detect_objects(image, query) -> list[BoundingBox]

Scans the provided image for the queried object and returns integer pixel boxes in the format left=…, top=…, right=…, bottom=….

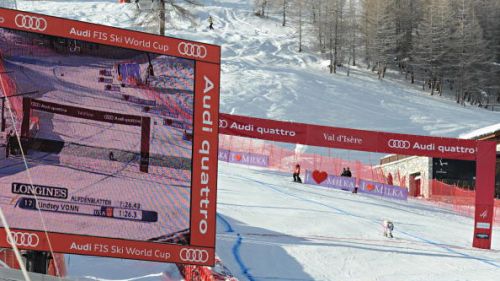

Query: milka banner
left=358, top=179, right=408, bottom=201
left=218, top=149, right=269, bottom=167
left=304, top=170, right=356, bottom=191
left=218, top=149, right=230, bottom=162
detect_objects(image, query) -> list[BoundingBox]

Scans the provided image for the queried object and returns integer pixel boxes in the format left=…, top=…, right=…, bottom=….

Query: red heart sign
left=366, top=184, right=375, bottom=191
left=312, top=170, right=328, bottom=184
left=235, top=154, right=242, bottom=161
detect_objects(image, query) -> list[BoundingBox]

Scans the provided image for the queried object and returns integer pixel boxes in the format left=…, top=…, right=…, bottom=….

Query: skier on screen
left=383, top=219, right=394, bottom=238
left=293, top=164, right=302, bottom=183
left=5, top=131, right=12, bottom=158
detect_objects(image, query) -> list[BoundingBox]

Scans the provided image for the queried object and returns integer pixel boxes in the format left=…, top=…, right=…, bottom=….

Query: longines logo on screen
left=178, top=42, right=207, bottom=59
left=12, top=182, right=68, bottom=199
left=6, top=232, right=40, bottom=248
left=179, top=248, right=209, bottom=263
left=15, top=14, right=47, bottom=31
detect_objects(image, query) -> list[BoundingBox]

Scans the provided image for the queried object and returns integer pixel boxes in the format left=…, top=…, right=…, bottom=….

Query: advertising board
left=0, top=8, right=220, bottom=265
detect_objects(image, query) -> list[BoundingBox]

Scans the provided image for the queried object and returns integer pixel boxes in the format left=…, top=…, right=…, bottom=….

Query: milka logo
left=383, top=187, right=404, bottom=197
left=363, top=182, right=383, bottom=193
left=233, top=153, right=267, bottom=165
left=323, top=176, right=355, bottom=188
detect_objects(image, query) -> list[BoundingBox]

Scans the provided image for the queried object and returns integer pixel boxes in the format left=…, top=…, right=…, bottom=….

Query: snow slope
left=216, top=162, right=500, bottom=281
left=3, top=0, right=499, bottom=280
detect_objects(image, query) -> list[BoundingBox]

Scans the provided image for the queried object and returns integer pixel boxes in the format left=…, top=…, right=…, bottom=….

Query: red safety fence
left=219, top=135, right=389, bottom=185
left=430, top=180, right=500, bottom=225
left=178, top=256, right=238, bottom=281
left=219, top=135, right=499, bottom=225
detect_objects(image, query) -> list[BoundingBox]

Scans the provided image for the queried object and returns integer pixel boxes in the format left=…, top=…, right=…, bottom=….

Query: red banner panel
left=0, top=8, right=219, bottom=265
left=473, top=141, right=496, bottom=249
left=220, top=114, right=478, bottom=160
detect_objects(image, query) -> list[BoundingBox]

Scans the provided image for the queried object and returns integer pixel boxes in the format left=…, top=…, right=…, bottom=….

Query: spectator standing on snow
left=208, top=16, right=214, bottom=30
left=340, top=167, right=347, bottom=177
left=293, top=164, right=302, bottom=183
left=345, top=167, right=352, bottom=177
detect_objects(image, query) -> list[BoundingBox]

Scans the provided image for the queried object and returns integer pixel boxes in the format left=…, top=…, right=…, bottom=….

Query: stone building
left=378, top=124, right=500, bottom=199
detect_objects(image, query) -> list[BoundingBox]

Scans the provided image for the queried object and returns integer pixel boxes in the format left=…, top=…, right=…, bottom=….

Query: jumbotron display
left=0, top=8, right=220, bottom=265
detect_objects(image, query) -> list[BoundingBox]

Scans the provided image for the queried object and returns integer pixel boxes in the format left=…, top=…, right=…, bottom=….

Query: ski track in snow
left=216, top=163, right=500, bottom=281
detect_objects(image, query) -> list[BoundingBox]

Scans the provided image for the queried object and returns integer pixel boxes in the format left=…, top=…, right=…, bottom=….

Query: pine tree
left=132, top=0, right=201, bottom=35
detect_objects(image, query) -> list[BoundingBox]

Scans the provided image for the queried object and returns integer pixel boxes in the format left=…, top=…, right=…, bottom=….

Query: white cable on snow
left=0, top=72, right=62, bottom=280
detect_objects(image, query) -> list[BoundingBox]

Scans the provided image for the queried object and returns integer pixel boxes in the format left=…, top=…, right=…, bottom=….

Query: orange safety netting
left=219, top=135, right=499, bottom=225
left=429, top=179, right=500, bottom=225
left=219, top=135, right=388, bottom=184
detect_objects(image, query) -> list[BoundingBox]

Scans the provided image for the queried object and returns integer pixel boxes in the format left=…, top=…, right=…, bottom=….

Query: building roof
left=459, top=123, right=500, bottom=140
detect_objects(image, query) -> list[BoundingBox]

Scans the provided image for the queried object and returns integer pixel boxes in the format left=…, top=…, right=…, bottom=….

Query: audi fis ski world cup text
left=69, top=242, right=172, bottom=261
left=69, top=28, right=169, bottom=52
left=387, top=139, right=476, bottom=154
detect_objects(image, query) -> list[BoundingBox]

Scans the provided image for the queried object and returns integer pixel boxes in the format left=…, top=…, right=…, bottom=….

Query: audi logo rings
left=6, top=232, right=40, bottom=248
left=178, top=42, right=207, bottom=59
left=179, top=248, right=209, bottom=263
left=219, top=119, right=228, bottom=129
left=388, top=139, right=411, bottom=149
left=0, top=16, right=5, bottom=24
left=15, top=14, right=47, bottom=31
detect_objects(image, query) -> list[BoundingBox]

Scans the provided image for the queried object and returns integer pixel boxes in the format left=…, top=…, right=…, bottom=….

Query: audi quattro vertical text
left=198, top=75, right=216, bottom=235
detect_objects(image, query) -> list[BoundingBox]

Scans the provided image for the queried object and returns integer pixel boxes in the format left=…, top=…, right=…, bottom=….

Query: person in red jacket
left=293, top=164, right=302, bottom=183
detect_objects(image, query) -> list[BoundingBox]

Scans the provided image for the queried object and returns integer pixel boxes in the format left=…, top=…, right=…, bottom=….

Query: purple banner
left=358, top=179, right=408, bottom=200
left=223, top=151, right=269, bottom=167
left=303, top=170, right=356, bottom=191
left=218, top=149, right=230, bottom=162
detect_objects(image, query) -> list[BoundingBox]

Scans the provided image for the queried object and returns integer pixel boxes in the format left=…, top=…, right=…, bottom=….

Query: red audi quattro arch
left=219, top=113, right=496, bottom=249
left=0, top=8, right=220, bottom=266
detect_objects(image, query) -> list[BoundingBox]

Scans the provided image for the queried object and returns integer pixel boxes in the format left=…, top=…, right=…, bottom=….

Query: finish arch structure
left=21, top=98, right=151, bottom=172
left=219, top=113, right=496, bottom=249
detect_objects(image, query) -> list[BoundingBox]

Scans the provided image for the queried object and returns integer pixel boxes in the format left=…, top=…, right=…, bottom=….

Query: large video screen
left=0, top=8, right=220, bottom=265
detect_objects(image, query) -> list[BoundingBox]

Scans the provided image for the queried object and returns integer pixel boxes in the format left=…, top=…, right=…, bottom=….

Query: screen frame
left=0, top=7, right=220, bottom=266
